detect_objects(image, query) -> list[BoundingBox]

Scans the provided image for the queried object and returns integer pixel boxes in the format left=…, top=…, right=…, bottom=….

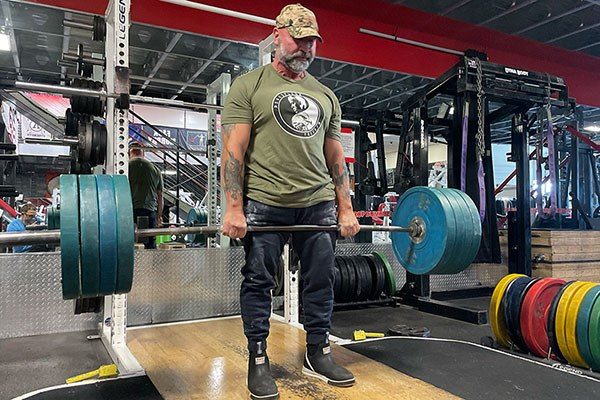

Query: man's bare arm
left=221, top=123, right=251, bottom=238
left=221, top=123, right=251, bottom=210
left=324, top=138, right=360, bottom=237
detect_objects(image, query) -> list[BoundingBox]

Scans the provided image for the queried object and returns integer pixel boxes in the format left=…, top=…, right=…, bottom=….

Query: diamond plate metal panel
left=0, top=252, right=100, bottom=339
left=127, top=247, right=245, bottom=325
left=431, top=263, right=508, bottom=291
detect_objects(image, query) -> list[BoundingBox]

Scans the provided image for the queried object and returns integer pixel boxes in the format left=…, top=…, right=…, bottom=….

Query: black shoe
left=302, top=341, right=355, bottom=387
left=247, top=342, right=279, bottom=400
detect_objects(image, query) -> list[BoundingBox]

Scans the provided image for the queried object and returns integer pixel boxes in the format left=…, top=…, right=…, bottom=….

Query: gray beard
left=278, top=47, right=312, bottom=73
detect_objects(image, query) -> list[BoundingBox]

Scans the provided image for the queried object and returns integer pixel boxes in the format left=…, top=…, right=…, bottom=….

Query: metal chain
left=474, top=58, right=485, bottom=160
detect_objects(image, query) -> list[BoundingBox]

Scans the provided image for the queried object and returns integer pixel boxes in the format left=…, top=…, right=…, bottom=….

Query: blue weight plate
left=392, top=187, right=454, bottom=275
left=78, top=175, right=100, bottom=297
left=60, top=175, right=81, bottom=299
left=503, top=276, right=534, bottom=352
left=113, top=175, right=135, bottom=293
left=96, top=175, right=118, bottom=295
left=446, top=188, right=482, bottom=274
left=435, top=189, right=465, bottom=274
left=576, top=285, right=600, bottom=370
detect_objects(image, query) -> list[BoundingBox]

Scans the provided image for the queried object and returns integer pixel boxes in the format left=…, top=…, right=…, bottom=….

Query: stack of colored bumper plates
left=492, top=274, right=600, bottom=372
left=391, top=187, right=481, bottom=275
left=59, top=174, right=134, bottom=300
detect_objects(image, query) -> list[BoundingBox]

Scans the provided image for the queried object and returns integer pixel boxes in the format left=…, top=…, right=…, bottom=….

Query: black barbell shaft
left=0, top=224, right=411, bottom=247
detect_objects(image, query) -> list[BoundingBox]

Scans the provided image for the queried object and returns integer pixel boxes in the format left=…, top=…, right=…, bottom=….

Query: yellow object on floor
left=66, top=364, right=118, bottom=384
left=353, top=330, right=385, bottom=341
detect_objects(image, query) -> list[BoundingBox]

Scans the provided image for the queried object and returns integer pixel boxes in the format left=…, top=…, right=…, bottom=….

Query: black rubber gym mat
left=20, top=375, right=163, bottom=400
left=344, top=337, right=600, bottom=400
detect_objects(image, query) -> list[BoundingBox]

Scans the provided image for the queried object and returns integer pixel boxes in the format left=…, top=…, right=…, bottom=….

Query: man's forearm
left=329, top=161, right=353, bottom=211
left=325, top=139, right=354, bottom=212
left=221, top=125, right=246, bottom=210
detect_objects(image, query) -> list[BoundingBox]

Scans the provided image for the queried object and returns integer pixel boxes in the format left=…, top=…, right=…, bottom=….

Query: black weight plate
left=366, top=253, right=386, bottom=299
left=363, top=254, right=380, bottom=300
left=65, top=109, right=79, bottom=136
left=340, top=256, right=356, bottom=303
left=333, top=257, right=342, bottom=303
left=336, top=256, right=350, bottom=303
left=547, top=281, right=574, bottom=362
left=515, top=277, right=541, bottom=353
left=502, top=276, right=533, bottom=352
left=343, top=256, right=360, bottom=301
left=341, top=256, right=360, bottom=302
left=350, top=256, right=366, bottom=301
left=97, top=123, right=106, bottom=165
left=356, top=256, right=372, bottom=302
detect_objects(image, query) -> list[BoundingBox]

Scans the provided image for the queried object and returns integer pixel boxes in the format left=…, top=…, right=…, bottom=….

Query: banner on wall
left=21, top=115, right=52, bottom=140
left=341, top=127, right=355, bottom=163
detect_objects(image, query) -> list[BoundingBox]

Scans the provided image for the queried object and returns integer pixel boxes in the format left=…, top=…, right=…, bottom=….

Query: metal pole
left=130, top=94, right=223, bottom=111
left=63, top=20, right=94, bottom=31
left=14, top=81, right=113, bottom=98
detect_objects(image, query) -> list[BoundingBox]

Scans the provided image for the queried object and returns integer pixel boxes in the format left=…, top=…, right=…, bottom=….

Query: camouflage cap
left=275, top=4, right=322, bottom=42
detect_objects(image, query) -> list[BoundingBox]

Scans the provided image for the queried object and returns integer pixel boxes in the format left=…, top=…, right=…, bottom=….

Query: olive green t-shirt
left=128, top=157, right=163, bottom=211
left=221, top=64, right=341, bottom=208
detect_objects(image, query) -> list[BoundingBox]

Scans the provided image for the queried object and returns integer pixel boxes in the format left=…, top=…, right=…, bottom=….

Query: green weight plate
left=435, top=189, right=465, bottom=274
left=373, top=251, right=396, bottom=296
left=445, top=189, right=482, bottom=274
left=60, top=175, right=81, bottom=299
left=78, top=175, right=100, bottom=297
left=96, top=175, right=118, bottom=295
left=577, top=285, right=600, bottom=371
left=113, top=175, right=135, bottom=293
left=588, top=289, right=600, bottom=370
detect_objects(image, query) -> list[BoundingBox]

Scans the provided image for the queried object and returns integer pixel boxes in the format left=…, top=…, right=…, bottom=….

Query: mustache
left=291, top=50, right=312, bottom=59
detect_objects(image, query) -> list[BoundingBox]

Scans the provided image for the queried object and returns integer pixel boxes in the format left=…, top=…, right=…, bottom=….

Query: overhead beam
left=546, top=21, right=600, bottom=44
left=136, top=32, right=183, bottom=95
left=170, top=41, right=230, bottom=100
left=514, top=2, right=594, bottom=35
left=480, top=0, right=538, bottom=26
left=339, top=75, right=411, bottom=106
left=440, top=0, right=475, bottom=16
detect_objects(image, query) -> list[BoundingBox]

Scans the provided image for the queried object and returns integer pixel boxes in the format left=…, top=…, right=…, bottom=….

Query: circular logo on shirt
left=272, top=91, right=324, bottom=138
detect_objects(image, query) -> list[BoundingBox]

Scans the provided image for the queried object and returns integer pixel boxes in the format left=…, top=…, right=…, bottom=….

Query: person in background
left=7, top=203, right=39, bottom=253
left=128, top=145, right=163, bottom=249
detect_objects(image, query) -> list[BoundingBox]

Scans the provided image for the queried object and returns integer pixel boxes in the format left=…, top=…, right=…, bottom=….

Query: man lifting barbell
left=221, top=4, right=359, bottom=399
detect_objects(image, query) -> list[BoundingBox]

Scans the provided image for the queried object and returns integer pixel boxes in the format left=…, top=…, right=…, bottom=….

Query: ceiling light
left=162, top=170, right=177, bottom=176
left=0, top=33, right=10, bottom=52
left=583, top=125, right=600, bottom=133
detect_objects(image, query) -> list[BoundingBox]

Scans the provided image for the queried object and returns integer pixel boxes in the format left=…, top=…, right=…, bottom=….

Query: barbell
left=0, top=175, right=482, bottom=300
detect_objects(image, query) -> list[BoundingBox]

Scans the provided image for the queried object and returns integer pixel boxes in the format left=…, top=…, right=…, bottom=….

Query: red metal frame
left=25, top=0, right=600, bottom=107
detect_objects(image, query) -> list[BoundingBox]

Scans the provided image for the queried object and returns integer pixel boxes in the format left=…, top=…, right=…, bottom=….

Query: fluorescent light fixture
left=0, top=33, right=10, bottom=52
left=448, top=106, right=455, bottom=115
left=162, top=170, right=177, bottom=176
left=583, top=125, right=600, bottom=133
